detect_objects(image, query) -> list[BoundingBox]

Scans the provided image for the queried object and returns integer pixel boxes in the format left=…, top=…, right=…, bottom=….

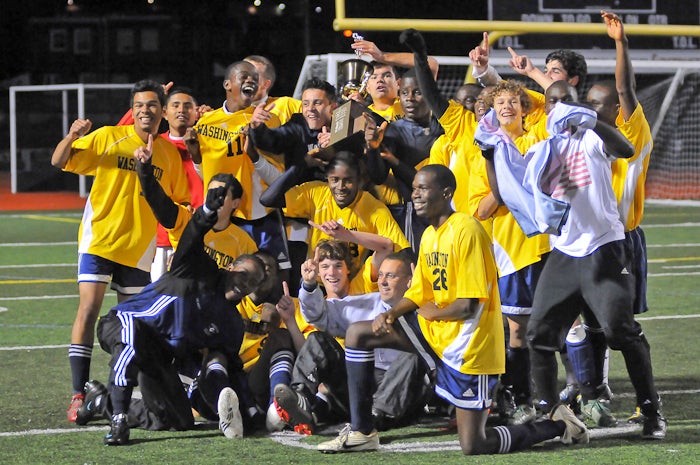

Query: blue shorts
left=498, top=254, right=548, bottom=316
left=78, top=253, right=150, bottom=295
left=398, top=311, right=498, bottom=410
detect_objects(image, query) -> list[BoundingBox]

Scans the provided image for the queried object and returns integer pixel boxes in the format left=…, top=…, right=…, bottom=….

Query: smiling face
left=165, top=92, right=197, bottom=136
left=493, top=90, right=524, bottom=131
left=376, top=258, right=412, bottom=305
left=474, top=86, right=493, bottom=121
left=318, top=257, right=350, bottom=298
left=302, top=88, right=336, bottom=131
left=367, top=65, right=399, bottom=104
left=327, top=161, right=359, bottom=209
left=131, top=91, right=164, bottom=139
left=399, top=76, right=430, bottom=124
left=411, top=169, right=451, bottom=224
left=223, top=62, right=259, bottom=111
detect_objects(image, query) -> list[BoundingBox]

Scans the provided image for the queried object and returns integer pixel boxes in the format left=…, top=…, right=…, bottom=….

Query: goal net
left=296, top=53, right=700, bottom=200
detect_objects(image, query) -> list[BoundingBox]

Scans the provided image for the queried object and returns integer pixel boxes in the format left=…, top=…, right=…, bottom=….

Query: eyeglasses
left=377, top=272, right=405, bottom=280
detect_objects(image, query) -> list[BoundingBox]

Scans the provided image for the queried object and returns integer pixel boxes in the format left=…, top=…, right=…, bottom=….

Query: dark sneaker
left=67, top=393, right=84, bottom=423
left=550, top=403, right=589, bottom=444
left=76, top=380, right=110, bottom=425
left=273, top=384, right=314, bottom=435
left=642, top=412, right=667, bottom=440
left=317, top=424, right=379, bottom=453
left=104, top=413, right=129, bottom=446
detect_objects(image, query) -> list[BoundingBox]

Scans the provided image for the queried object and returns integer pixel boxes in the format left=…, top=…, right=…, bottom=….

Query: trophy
left=338, top=58, right=373, bottom=98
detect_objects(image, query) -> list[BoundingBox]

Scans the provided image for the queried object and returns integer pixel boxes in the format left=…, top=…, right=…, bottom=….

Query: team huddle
left=53, top=10, right=666, bottom=454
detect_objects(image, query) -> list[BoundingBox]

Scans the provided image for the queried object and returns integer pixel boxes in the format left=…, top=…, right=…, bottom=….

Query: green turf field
left=1, top=202, right=699, bottom=464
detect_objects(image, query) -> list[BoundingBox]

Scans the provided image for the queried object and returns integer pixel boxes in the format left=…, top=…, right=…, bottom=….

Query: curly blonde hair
left=485, top=80, right=532, bottom=116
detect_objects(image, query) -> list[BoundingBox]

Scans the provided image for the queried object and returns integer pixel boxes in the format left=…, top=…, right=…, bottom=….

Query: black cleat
left=75, top=380, right=110, bottom=425
left=104, top=413, right=130, bottom=446
left=642, top=412, right=667, bottom=440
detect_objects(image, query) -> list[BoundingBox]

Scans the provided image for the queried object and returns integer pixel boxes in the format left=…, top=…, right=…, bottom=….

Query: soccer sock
left=507, top=346, right=532, bottom=404
left=565, top=325, right=599, bottom=401
left=345, top=347, right=375, bottom=434
left=529, top=348, right=559, bottom=413
left=68, top=344, right=92, bottom=394
left=200, top=361, right=230, bottom=408
left=583, top=325, right=609, bottom=387
left=268, top=350, right=294, bottom=406
left=110, top=385, right=133, bottom=416
left=490, top=421, right=564, bottom=453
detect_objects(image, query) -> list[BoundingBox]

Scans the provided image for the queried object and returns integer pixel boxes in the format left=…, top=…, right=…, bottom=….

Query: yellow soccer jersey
left=523, top=89, right=546, bottom=133
left=195, top=106, right=282, bottom=220
left=404, top=212, right=504, bottom=375
left=369, top=99, right=403, bottom=122
left=65, top=125, right=189, bottom=271
left=238, top=296, right=315, bottom=371
left=283, top=182, right=410, bottom=272
left=434, top=101, right=482, bottom=213
left=612, top=103, right=652, bottom=231
left=267, top=96, right=302, bottom=125
left=468, top=131, right=550, bottom=276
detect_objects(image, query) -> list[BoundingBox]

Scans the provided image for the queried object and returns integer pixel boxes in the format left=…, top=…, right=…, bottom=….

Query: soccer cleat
left=550, top=403, right=589, bottom=445
left=509, top=404, right=537, bottom=425
left=104, top=413, right=129, bottom=446
left=494, top=384, right=517, bottom=420
left=273, top=384, right=314, bottom=434
left=67, top=393, right=84, bottom=423
left=642, top=412, right=667, bottom=440
left=217, top=387, right=243, bottom=439
left=76, top=380, right=110, bottom=425
left=317, top=424, right=379, bottom=453
left=266, top=402, right=287, bottom=432
left=581, top=399, right=617, bottom=427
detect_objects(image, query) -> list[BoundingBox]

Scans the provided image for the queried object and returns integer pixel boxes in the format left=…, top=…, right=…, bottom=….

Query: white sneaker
left=550, top=403, right=589, bottom=444
left=317, top=424, right=379, bottom=453
left=218, top=387, right=243, bottom=439
left=509, top=404, right=537, bottom=425
left=266, top=402, right=286, bottom=432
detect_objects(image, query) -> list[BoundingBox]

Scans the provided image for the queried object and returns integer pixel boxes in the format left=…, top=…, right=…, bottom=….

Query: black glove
left=481, top=147, right=495, bottom=161
left=204, top=185, right=228, bottom=213
left=399, top=28, right=427, bottom=57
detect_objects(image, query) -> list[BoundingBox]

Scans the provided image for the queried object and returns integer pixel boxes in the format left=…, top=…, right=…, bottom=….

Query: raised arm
left=602, top=10, right=637, bottom=120
left=593, top=118, right=635, bottom=159
left=399, top=29, right=449, bottom=117
left=351, top=38, right=439, bottom=80
left=134, top=134, right=180, bottom=228
left=51, top=119, right=92, bottom=169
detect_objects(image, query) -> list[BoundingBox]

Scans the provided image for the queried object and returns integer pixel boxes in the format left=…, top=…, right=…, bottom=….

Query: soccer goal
left=295, top=52, right=700, bottom=200
left=9, top=83, right=133, bottom=195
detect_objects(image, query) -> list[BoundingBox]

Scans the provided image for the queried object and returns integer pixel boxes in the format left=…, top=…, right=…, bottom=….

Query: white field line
left=0, top=263, right=75, bottom=269
left=0, top=293, right=116, bottom=302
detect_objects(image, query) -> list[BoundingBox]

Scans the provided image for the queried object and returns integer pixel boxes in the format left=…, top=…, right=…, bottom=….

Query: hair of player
left=326, top=150, right=361, bottom=176
left=131, top=79, right=166, bottom=107
left=400, top=68, right=417, bottom=81
left=245, top=55, right=276, bottom=87
left=370, top=61, right=398, bottom=78
left=485, top=79, right=533, bottom=115
left=302, top=77, right=338, bottom=104
left=210, top=173, right=243, bottom=200
left=315, top=239, right=353, bottom=270
left=419, top=164, right=457, bottom=193
left=224, top=60, right=255, bottom=81
left=231, top=253, right=266, bottom=274
left=455, top=83, right=483, bottom=98
left=166, top=86, right=197, bottom=106
left=545, top=49, right=588, bottom=86
left=381, top=250, right=416, bottom=274
left=254, top=249, right=279, bottom=272
left=590, top=79, right=619, bottom=100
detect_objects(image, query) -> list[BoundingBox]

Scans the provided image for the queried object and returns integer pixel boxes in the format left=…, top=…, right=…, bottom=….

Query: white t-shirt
left=550, top=128, right=625, bottom=257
